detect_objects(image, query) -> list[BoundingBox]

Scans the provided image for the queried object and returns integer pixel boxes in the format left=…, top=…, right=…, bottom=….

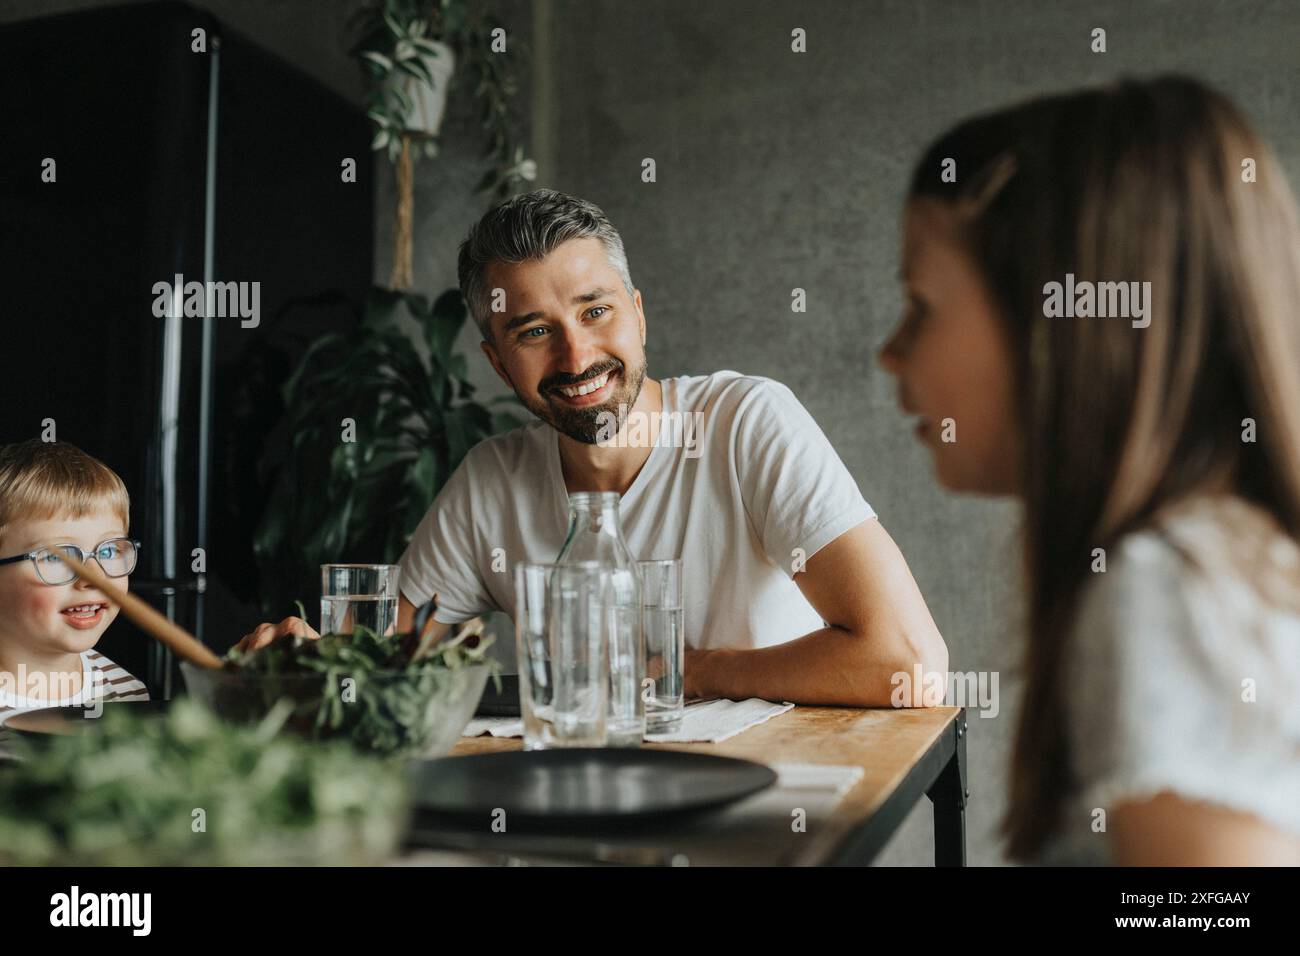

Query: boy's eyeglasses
left=0, top=538, right=141, bottom=585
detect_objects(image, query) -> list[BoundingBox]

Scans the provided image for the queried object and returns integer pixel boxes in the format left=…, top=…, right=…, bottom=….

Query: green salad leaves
left=0, top=699, right=408, bottom=865
left=201, top=616, right=501, bottom=757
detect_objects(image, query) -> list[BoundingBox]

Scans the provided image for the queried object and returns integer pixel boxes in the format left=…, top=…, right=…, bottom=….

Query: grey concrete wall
left=537, top=0, right=1300, bottom=866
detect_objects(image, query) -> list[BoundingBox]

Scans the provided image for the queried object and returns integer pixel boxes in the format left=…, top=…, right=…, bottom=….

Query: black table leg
left=926, top=710, right=968, bottom=866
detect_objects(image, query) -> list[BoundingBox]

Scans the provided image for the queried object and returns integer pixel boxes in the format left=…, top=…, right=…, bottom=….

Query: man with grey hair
left=243, top=189, right=947, bottom=707
left=458, top=189, right=646, bottom=447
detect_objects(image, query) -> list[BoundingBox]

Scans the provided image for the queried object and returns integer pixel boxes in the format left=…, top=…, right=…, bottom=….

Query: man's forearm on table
left=688, top=624, right=948, bottom=708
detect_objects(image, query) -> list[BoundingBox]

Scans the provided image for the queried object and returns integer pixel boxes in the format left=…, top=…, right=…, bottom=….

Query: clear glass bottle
left=555, top=491, right=645, bottom=747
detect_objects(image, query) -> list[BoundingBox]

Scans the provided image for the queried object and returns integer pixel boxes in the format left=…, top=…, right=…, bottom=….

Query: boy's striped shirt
left=0, top=650, right=149, bottom=727
left=83, top=649, right=150, bottom=703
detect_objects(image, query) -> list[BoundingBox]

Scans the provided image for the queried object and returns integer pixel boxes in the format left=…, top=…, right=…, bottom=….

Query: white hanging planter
left=392, top=40, right=455, bottom=137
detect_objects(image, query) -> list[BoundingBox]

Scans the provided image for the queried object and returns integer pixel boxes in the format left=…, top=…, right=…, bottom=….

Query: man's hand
left=233, top=616, right=320, bottom=654
left=396, top=593, right=452, bottom=645
left=233, top=593, right=448, bottom=656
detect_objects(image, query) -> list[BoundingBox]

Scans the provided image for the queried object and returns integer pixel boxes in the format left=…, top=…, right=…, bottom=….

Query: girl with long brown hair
left=880, top=75, right=1300, bottom=864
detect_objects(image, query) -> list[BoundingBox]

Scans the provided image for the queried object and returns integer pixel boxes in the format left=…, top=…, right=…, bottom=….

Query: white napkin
left=770, top=762, right=864, bottom=798
left=649, top=697, right=793, bottom=743
left=462, top=697, right=794, bottom=744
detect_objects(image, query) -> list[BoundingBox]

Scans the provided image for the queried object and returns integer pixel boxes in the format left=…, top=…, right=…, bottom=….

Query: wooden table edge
left=445, top=703, right=966, bottom=866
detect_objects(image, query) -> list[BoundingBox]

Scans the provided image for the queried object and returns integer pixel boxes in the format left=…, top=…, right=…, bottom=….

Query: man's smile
left=548, top=368, right=619, bottom=408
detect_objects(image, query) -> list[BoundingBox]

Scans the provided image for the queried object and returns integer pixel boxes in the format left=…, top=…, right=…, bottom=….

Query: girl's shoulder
left=1084, top=495, right=1300, bottom=631
left=1150, top=495, right=1300, bottom=602
left=1073, top=495, right=1300, bottom=688
left=1061, top=494, right=1300, bottom=848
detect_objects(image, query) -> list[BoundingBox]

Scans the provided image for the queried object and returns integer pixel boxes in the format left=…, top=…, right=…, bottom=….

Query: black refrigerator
left=0, top=1, right=374, bottom=697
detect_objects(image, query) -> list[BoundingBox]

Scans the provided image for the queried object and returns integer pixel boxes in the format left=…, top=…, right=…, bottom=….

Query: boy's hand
left=234, top=616, right=320, bottom=653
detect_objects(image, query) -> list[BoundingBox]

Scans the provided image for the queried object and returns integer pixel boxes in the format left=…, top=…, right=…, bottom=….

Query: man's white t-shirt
left=399, top=370, right=876, bottom=651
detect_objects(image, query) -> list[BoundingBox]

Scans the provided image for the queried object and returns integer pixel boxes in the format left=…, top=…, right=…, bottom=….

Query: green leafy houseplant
left=351, top=0, right=535, bottom=287
left=247, top=1, right=532, bottom=617
left=252, top=288, right=522, bottom=617
left=352, top=0, right=531, bottom=183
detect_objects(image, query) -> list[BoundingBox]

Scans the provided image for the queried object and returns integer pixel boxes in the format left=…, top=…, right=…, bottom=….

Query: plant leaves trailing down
left=350, top=0, right=535, bottom=196
left=252, top=287, right=523, bottom=617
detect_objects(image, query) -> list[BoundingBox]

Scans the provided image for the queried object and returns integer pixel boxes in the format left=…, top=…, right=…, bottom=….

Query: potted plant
left=252, top=289, right=523, bottom=617
left=362, top=22, right=456, bottom=143
left=351, top=0, right=536, bottom=288
left=247, top=2, right=534, bottom=618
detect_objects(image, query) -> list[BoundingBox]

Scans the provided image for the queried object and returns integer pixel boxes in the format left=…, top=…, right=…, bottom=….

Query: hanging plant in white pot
left=353, top=0, right=534, bottom=290
left=362, top=19, right=455, bottom=150
left=396, top=37, right=456, bottom=136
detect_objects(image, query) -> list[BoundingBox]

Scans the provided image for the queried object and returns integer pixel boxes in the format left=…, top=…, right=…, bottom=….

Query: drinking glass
left=515, top=562, right=609, bottom=749
left=638, top=559, right=684, bottom=733
left=320, top=564, right=399, bottom=636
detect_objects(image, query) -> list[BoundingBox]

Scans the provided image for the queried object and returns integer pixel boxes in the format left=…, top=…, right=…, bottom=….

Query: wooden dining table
left=404, top=704, right=969, bottom=866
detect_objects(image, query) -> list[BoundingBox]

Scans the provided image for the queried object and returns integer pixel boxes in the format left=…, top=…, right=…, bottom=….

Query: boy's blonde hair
left=0, top=440, right=130, bottom=550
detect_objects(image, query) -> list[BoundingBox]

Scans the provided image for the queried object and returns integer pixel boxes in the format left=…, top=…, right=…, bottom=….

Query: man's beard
left=521, top=357, right=647, bottom=444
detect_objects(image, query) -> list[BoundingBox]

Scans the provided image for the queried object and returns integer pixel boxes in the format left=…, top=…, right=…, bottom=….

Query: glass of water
left=639, top=558, right=684, bottom=734
left=320, top=564, right=399, bottom=637
left=515, top=562, right=608, bottom=749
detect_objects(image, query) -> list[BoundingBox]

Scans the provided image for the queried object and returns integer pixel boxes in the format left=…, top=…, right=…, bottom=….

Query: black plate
left=2, top=699, right=170, bottom=736
left=473, top=673, right=520, bottom=717
left=407, top=748, right=777, bottom=830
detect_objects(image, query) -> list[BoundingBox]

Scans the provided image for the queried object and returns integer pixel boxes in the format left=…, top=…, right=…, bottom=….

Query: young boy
left=0, top=440, right=148, bottom=742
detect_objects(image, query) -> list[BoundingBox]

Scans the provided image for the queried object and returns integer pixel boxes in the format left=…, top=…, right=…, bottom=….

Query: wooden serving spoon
left=55, top=549, right=223, bottom=670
